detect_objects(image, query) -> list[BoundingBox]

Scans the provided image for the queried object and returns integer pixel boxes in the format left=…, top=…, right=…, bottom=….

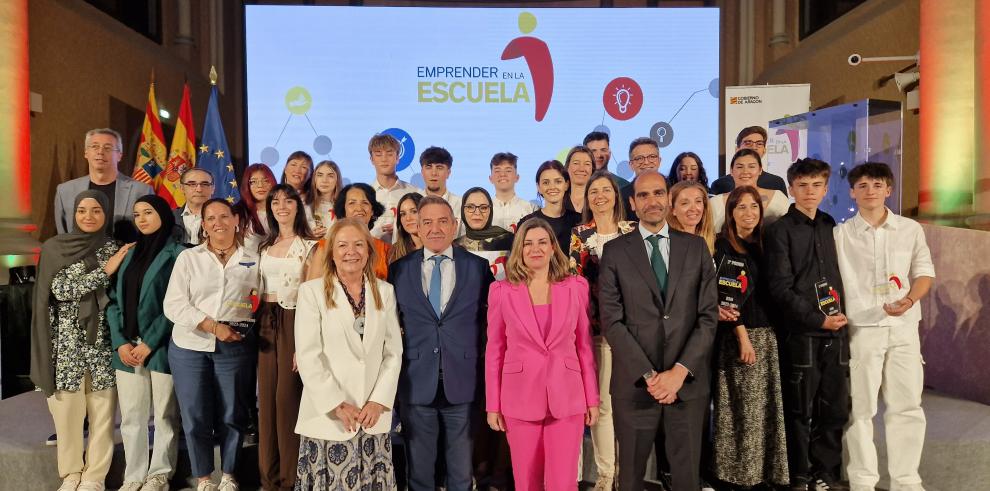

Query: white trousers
left=115, top=367, right=180, bottom=483
left=843, top=323, right=926, bottom=490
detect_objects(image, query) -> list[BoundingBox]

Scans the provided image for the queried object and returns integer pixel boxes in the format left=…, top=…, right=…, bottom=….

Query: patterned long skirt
left=712, top=327, right=790, bottom=487
left=295, top=431, right=396, bottom=490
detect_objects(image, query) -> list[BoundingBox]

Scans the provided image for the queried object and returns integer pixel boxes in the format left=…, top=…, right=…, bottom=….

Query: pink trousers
left=504, top=414, right=585, bottom=491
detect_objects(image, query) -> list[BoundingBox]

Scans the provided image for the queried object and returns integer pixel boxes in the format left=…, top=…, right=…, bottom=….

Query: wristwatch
left=643, top=369, right=658, bottom=381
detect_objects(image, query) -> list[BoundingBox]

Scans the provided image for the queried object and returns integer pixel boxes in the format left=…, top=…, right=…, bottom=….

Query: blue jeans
left=401, top=385, right=474, bottom=491
left=168, top=337, right=257, bottom=478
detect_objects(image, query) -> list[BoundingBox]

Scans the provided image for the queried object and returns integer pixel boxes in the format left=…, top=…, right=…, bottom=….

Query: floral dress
left=49, top=241, right=118, bottom=392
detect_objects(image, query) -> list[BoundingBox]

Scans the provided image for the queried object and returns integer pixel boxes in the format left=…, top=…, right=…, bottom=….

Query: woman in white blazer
left=293, top=218, right=402, bottom=491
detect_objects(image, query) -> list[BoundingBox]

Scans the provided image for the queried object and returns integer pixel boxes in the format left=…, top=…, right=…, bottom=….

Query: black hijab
left=461, top=187, right=514, bottom=251
left=30, top=190, right=113, bottom=396
left=122, top=195, right=176, bottom=341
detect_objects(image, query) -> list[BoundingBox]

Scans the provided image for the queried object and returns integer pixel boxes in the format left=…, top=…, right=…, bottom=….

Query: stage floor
left=1, top=389, right=987, bottom=490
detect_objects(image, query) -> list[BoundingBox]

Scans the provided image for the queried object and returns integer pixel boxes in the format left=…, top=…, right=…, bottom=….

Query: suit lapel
left=513, top=282, right=547, bottom=348
left=115, top=178, right=133, bottom=219
left=545, top=282, right=569, bottom=346
left=440, top=248, right=469, bottom=320
left=664, top=231, right=687, bottom=306
left=138, top=244, right=174, bottom=304
left=622, top=233, right=663, bottom=306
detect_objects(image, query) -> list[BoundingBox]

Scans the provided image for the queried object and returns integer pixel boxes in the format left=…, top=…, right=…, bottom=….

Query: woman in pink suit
left=486, top=218, right=600, bottom=491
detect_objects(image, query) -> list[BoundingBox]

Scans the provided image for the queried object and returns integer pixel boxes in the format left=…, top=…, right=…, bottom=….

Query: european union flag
left=198, top=84, right=239, bottom=203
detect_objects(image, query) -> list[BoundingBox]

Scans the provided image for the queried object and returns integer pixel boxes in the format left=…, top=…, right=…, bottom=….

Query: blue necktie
left=429, top=255, right=448, bottom=317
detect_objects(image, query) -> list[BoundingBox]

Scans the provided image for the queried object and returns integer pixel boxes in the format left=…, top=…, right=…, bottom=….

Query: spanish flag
left=132, top=81, right=167, bottom=187
left=159, top=83, right=196, bottom=207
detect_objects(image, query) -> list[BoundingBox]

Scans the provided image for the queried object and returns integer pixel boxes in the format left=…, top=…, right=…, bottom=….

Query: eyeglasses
left=182, top=181, right=214, bottom=188
left=248, top=179, right=270, bottom=186
left=740, top=139, right=766, bottom=148
left=464, top=204, right=491, bottom=214
left=631, top=154, right=660, bottom=165
left=87, top=144, right=120, bottom=153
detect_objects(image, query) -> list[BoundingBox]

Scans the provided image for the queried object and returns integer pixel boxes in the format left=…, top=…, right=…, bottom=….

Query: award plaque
left=716, top=256, right=751, bottom=310
left=815, top=278, right=842, bottom=316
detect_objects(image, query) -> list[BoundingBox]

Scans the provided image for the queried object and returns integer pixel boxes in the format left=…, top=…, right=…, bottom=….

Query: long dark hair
left=238, top=163, right=276, bottom=235
left=389, top=192, right=424, bottom=264
left=667, top=151, right=709, bottom=187
left=722, top=185, right=764, bottom=254
left=334, top=182, right=386, bottom=228
left=260, top=184, right=316, bottom=251
left=280, top=150, right=314, bottom=193
left=535, top=159, right=570, bottom=206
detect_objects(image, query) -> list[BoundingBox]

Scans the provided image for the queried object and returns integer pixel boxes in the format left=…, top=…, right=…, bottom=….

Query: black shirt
left=88, top=180, right=117, bottom=229
left=763, top=204, right=845, bottom=337
left=714, top=236, right=771, bottom=331
left=517, top=209, right=582, bottom=250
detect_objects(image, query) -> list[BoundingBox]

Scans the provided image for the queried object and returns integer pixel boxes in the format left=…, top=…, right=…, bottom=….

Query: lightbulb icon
left=614, top=86, right=633, bottom=114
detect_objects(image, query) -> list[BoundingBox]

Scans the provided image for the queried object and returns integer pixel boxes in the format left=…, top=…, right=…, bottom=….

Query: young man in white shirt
left=368, top=134, right=421, bottom=243
left=419, top=146, right=463, bottom=237
left=488, top=152, right=537, bottom=232
left=834, top=162, right=934, bottom=491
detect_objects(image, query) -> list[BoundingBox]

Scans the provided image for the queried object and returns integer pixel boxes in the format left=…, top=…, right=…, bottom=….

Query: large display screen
left=245, top=6, right=719, bottom=201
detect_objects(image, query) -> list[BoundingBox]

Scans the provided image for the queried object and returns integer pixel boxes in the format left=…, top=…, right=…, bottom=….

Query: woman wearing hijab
left=107, top=196, right=186, bottom=491
left=30, top=190, right=133, bottom=491
left=456, top=187, right=514, bottom=252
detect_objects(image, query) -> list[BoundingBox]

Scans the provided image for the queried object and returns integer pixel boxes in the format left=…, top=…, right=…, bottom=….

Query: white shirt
left=638, top=222, right=671, bottom=269
left=164, top=244, right=261, bottom=352
left=370, top=178, right=422, bottom=243
left=421, top=245, right=456, bottom=313
left=181, top=207, right=202, bottom=245
left=710, top=189, right=790, bottom=233
left=834, top=209, right=935, bottom=327
left=492, top=194, right=538, bottom=232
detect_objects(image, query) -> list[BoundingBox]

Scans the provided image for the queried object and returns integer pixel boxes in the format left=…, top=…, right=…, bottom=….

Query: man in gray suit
left=599, top=170, right=718, bottom=491
left=54, top=128, right=153, bottom=234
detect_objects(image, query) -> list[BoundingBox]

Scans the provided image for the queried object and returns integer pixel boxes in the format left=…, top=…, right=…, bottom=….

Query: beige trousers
left=46, top=372, right=117, bottom=483
left=590, top=335, right=616, bottom=479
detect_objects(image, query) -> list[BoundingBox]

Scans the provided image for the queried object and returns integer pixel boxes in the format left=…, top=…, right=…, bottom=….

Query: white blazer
left=293, top=276, right=402, bottom=441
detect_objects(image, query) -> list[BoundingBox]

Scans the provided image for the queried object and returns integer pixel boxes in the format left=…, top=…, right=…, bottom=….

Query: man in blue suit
left=389, top=195, right=494, bottom=491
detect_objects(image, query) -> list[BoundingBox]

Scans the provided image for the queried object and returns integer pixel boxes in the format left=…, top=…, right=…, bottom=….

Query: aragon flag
left=159, top=82, right=196, bottom=207
left=132, top=81, right=167, bottom=187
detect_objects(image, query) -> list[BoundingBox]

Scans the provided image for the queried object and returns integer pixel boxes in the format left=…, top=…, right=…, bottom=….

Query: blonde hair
left=505, top=218, right=571, bottom=285
left=667, top=180, right=715, bottom=254
left=321, top=218, right=384, bottom=310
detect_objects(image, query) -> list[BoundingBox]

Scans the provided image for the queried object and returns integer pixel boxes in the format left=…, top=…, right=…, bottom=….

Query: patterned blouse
left=49, top=241, right=118, bottom=392
left=568, top=219, right=637, bottom=336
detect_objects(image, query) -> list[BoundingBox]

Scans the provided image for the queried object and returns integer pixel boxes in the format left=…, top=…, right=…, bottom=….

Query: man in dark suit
left=55, top=128, right=153, bottom=234
left=599, top=171, right=718, bottom=491
left=388, top=195, right=494, bottom=491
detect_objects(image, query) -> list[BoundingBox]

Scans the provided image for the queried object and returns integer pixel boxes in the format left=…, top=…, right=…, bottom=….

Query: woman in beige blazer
left=293, top=218, right=402, bottom=491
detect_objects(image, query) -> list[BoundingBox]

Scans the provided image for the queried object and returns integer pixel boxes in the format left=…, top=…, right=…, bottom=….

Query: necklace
left=209, top=241, right=236, bottom=260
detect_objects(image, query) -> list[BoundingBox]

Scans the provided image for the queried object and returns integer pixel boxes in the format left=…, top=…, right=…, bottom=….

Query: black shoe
left=814, top=479, right=849, bottom=491
left=658, top=472, right=674, bottom=491
left=45, top=433, right=57, bottom=446
left=788, top=484, right=809, bottom=491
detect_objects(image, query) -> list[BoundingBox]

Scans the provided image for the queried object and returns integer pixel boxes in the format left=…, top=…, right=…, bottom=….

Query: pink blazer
left=485, top=275, right=600, bottom=421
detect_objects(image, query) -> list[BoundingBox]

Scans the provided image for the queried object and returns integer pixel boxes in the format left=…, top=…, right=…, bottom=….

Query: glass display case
left=770, top=99, right=902, bottom=221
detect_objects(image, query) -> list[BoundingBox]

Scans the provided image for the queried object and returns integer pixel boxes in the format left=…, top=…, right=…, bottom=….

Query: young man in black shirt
left=764, top=158, right=850, bottom=491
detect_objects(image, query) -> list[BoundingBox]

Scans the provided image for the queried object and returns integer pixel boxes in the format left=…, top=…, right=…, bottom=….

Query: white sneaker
left=56, top=479, right=79, bottom=491
left=195, top=481, right=218, bottom=491
left=119, top=482, right=143, bottom=491
left=141, top=474, right=170, bottom=491
left=75, top=482, right=105, bottom=491
left=217, top=475, right=239, bottom=491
